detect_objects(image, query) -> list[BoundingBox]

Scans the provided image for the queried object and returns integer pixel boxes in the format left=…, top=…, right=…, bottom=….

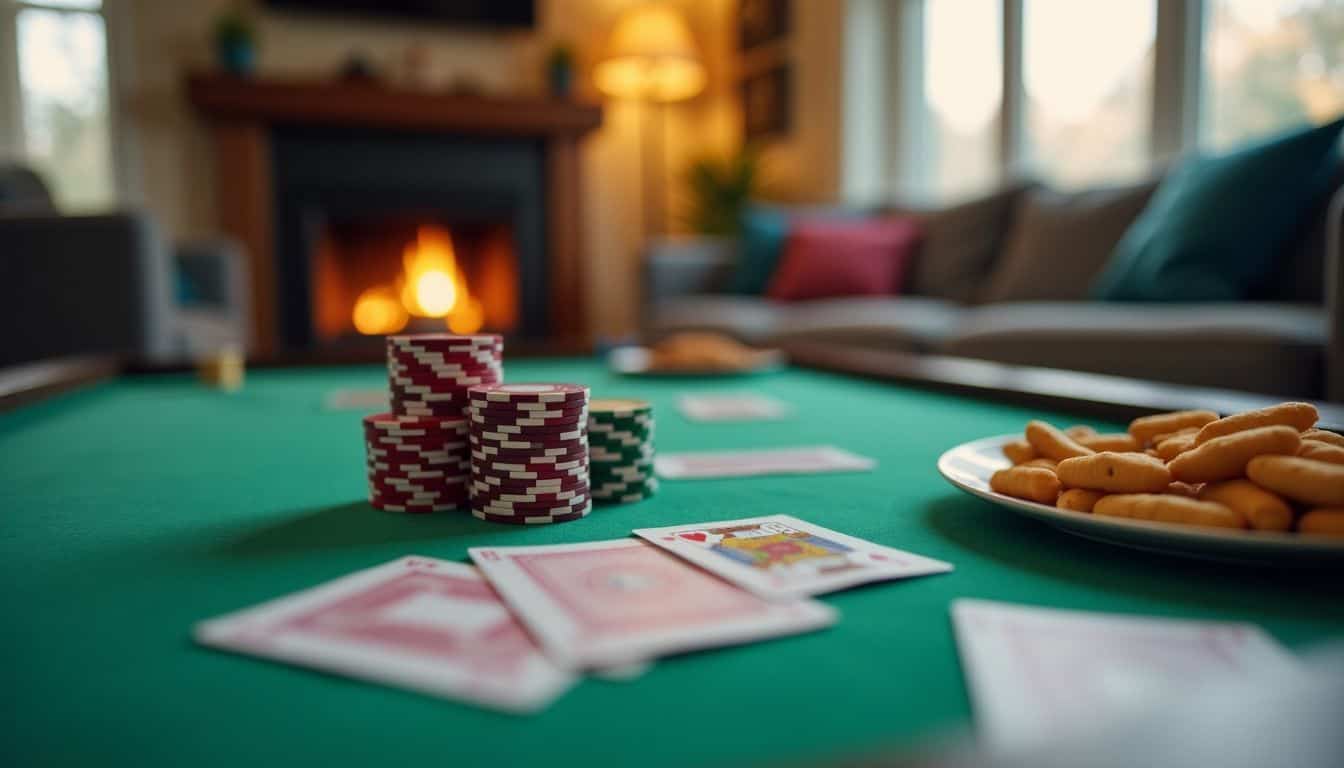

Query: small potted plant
left=683, top=146, right=764, bottom=235
left=546, top=43, right=576, bottom=98
left=214, top=7, right=257, bottom=77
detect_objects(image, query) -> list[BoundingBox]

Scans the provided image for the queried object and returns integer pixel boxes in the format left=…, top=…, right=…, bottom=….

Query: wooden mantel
left=186, top=73, right=603, bottom=356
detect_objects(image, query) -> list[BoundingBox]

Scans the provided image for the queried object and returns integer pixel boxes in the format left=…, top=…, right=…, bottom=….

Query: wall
left=115, top=0, right=736, bottom=341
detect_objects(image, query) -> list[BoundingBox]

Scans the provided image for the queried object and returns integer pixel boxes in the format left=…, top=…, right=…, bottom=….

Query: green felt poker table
left=3, top=358, right=1342, bottom=767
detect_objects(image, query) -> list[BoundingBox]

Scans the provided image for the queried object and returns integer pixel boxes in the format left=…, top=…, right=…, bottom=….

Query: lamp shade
left=594, top=3, right=706, bottom=102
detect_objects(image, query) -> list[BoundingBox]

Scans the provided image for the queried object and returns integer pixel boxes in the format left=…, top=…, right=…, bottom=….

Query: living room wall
left=117, top=0, right=738, bottom=341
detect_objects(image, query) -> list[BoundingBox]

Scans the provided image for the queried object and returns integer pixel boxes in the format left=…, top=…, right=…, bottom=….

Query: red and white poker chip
left=467, top=383, right=588, bottom=404
left=469, top=505, right=590, bottom=525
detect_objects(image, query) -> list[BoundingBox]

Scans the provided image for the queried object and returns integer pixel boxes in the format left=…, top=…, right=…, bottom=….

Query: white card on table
left=193, top=556, right=574, bottom=713
left=654, top=445, right=875, bottom=479
left=677, top=393, right=791, bottom=422
left=323, top=388, right=389, bottom=411
left=469, top=539, right=836, bottom=668
left=633, top=515, right=952, bottom=600
left=951, top=599, right=1301, bottom=752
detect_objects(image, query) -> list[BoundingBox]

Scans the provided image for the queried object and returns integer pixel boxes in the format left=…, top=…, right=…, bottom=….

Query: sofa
left=0, top=165, right=249, bottom=367
left=643, top=170, right=1344, bottom=402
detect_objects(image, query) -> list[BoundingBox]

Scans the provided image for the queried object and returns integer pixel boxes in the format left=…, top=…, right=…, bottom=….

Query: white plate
left=937, top=434, right=1344, bottom=567
left=608, top=346, right=785, bottom=377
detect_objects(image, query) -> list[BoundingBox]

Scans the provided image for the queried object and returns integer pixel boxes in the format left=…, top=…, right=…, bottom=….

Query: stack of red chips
left=467, top=383, right=591, bottom=525
left=364, top=334, right=504, bottom=513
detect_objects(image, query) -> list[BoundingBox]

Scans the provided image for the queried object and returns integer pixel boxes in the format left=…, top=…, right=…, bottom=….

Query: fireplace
left=187, top=75, right=602, bottom=358
left=272, top=126, right=546, bottom=350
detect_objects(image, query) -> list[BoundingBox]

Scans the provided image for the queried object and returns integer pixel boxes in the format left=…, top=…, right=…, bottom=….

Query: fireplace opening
left=310, top=216, right=519, bottom=344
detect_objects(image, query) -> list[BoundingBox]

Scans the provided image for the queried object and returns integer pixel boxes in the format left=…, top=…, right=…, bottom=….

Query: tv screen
left=265, top=0, right=535, bottom=28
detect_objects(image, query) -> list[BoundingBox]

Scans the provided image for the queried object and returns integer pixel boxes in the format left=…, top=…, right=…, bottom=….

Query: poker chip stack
left=587, top=398, right=658, bottom=504
left=467, top=383, right=591, bottom=525
left=363, top=334, right=503, bottom=513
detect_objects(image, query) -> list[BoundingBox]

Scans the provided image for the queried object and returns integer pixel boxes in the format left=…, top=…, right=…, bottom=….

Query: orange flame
left=352, top=225, right=485, bottom=335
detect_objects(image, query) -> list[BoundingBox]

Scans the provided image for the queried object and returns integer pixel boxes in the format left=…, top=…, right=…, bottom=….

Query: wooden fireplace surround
left=187, top=74, right=603, bottom=356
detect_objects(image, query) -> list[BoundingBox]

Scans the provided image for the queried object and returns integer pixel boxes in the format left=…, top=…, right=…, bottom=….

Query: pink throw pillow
left=766, top=217, right=922, bottom=301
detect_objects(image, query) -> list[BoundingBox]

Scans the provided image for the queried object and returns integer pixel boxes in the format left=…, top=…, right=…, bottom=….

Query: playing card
left=677, top=393, right=791, bottom=422
left=323, top=388, right=389, bottom=411
left=951, top=599, right=1302, bottom=752
left=469, top=539, right=837, bottom=668
left=633, top=515, right=952, bottom=600
left=654, top=445, right=875, bottom=479
left=193, top=556, right=574, bottom=713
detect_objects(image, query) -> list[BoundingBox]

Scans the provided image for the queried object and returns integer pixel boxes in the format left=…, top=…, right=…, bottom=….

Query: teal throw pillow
left=731, top=207, right=790, bottom=295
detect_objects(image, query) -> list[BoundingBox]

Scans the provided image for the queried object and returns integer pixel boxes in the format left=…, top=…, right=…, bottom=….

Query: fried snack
left=1093, top=494, right=1245, bottom=529
left=1194, top=402, right=1318, bottom=445
left=1057, top=452, right=1171, bottom=493
left=1167, top=426, right=1301, bottom=483
left=1166, top=481, right=1203, bottom=497
left=1298, top=441, right=1344, bottom=465
left=1246, top=455, right=1344, bottom=507
left=648, top=332, right=762, bottom=371
left=1151, top=426, right=1198, bottom=445
left=1198, top=479, right=1293, bottom=532
left=1002, top=439, right=1037, bottom=465
left=1155, top=431, right=1199, bottom=461
left=1025, top=420, right=1096, bottom=462
left=1128, top=410, right=1219, bottom=447
left=990, top=466, right=1061, bottom=504
left=1301, top=429, right=1344, bottom=448
left=1065, top=425, right=1098, bottom=439
left=1022, top=458, right=1058, bottom=470
left=1077, top=433, right=1141, bottom=452
left=1298, top=509, right=1344, bottom=538
left=1057, top=488, right=1105, bottom=513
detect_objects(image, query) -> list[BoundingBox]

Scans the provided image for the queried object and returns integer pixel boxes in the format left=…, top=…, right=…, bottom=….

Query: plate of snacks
left=937, top=403, right=1344, bottom=565
left=610, top=332, right=785, bottom=376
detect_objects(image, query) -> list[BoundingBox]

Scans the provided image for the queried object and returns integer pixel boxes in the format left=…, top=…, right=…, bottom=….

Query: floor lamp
left=594, top=3, right=706, bottom=241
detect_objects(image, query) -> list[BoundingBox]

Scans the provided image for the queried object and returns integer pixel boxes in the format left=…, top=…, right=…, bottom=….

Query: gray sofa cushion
left=978, top=179, right=1159, bottom=303
left=771, top=297, right=964, bottom=352
left=646, top=296, right=782, bottom=344
left=942, top=302, right=1326, bottom=397
left=899, top=183, right=1031, bottom=303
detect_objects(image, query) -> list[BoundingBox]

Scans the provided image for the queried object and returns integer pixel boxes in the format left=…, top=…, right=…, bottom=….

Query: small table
left=3, top=357, right=1341, bottom=766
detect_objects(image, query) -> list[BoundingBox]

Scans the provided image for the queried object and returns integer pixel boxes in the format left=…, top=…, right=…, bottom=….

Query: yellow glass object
left=594, top=4, right=706, bottom=102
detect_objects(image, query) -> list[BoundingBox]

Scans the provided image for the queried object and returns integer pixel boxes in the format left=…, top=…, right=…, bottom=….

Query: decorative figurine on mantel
left=546, top=43, right=576, bottom=98
left=213, top=6, right=256, bottom=76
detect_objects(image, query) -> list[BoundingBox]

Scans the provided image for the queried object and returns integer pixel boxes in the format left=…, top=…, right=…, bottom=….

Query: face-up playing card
left=677, top=393, right=791, bottom=422
left=654, top=445, right=875, bottom=480
left=468, top=539, right=837, bottom=668
left=193, top=557, right=574, bottom=713
left=323, top=388, right=389, bottom=411
left=951, top=599, right=1302, bottom=752
left=633, top=515, right=952, bottom=600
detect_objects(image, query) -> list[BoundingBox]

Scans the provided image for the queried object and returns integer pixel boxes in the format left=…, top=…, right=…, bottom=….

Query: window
left=923, top=0, right=1002, bottom=198
left=1021, top=0, right=1156, bottom=185
left=9, top=0, right=115, bottom=211
left=1202, top=0, right=1344, bottom=149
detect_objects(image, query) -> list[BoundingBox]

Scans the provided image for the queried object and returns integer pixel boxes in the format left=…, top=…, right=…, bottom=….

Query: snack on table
left=1302, top=429, right=1344, bottom=448
left=1246, top=455, right=1344, bottom=508
left=1056, top=452, right=1171, bottom=493
left=990, top=466, right=1061, bottom=504
left=1167, top=426, right=1300, bottom=483
left=1002, top=439, right=1037, bottom=465
left=1194, top=402, right=1319, bottom=445
left=1093, top=494, right=1246, bottom=529
left=1057, top=488, right=1105, bottom=513
left=1155, top=432, right=1199, bottom=461
left=1298, top=509, right=1344, bottom=537
left=1025, top=420, right=1095, bottom=462
left=647, top=332, right=772, bottom=372
left=1128, top=410, right=1218, bottom=446
left=1298, top=441, right=1344, bottom=465
left=1198, top=479, right=1294, bottom=532
left=1077, top=433, right=1141, bottom=452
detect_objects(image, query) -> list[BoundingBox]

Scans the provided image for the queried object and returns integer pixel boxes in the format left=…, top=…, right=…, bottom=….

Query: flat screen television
left=264, top=0, right=535, bottom=28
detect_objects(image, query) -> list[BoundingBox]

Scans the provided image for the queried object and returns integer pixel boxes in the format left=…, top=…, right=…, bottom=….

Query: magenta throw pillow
left=766, top=217, right=922, bottom=301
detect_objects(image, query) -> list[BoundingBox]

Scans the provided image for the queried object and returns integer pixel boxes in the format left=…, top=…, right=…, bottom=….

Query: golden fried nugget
left=1128, top=410, right=1219, bottom=447
left=1246, top=455, right=1344, bottom=507
left=1166, top=481, right=1203, bottom=497
left=1155, top=432, right=1198, bottom=461
left=1025, top=420, right=1096, bottom=462
left=1167, top=426, right=1301, bottom=483
left=1002, top=439, right=1037, bottom=465
left=1301, top=429, right=1344, bottom=448
left=989, top=466, right=1061, bottom=504
left=1151, top=426, right=1199, bottom=445
left=1198, top=479, right=1293, bottom=532
left=1057, top=452, right=1171, bottom=493
left=1057, top=488, right=1105, bottom=513
left=1065, top=425, right=1098, bottom=439
left=1078, top=433, right=1141, bottom=452
left=1298, top=509, right=1344, bottom=538
left=1022, top=458, right=1058, bottom=470
left=1298, top=441, right=1344, bottom=465
left=1093, top=494, right=1245, bottom=529
left=1195, top=402, right=1318, bottom=445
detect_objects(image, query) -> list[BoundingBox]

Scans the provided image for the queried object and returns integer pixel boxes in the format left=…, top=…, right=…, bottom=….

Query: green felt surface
left=3, top=360, right=1342, bottom=767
